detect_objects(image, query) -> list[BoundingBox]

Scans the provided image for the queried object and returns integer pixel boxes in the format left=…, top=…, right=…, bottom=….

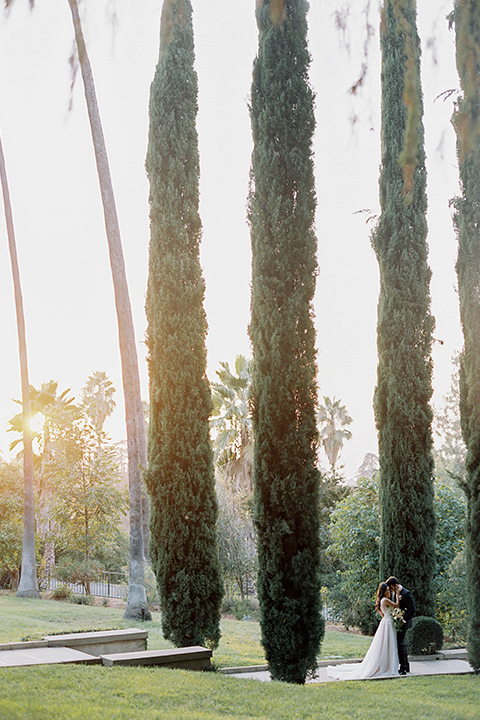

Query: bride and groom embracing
left=327, top=576, right=416, bottom=681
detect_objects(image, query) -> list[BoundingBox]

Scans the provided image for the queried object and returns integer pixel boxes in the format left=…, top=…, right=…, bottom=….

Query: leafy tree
left=248, top=0, right=323, bottom=684
left=216, top=482, right=256, bottom=602
left=8, top=377, right=128, bottom=586
left=211, top=356, right=254, bottom=494
left=327, top=479, right=466, bottom=635
left=0, top=459, right=24, bottom=589
left=317, top=396, right=353, bottom=476
left=317, top=473, right=349, bottom=579
left=0, top=132, right=39, bottom=598
left=451, top=0, right=480, bottom=672
left=327, top=477, right=381, bottom=635
left=145, top=0, right=223, bottom=649
left=46, top=418, right=127, bottom=594
left=372, top=0, right=436, bottom=618
left=436, top=550, right=468, bottom=645
left=432, top=482, right=467, bottom=644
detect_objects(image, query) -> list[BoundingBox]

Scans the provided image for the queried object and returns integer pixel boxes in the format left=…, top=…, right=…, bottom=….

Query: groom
left=386, top=576, right=416, bottom=675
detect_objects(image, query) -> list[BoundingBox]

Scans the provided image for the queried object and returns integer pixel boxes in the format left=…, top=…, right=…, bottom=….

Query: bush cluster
left=222, top=597, right=260, bottom=622
left=51, top=585, right=72, bottom=601
left=405, top=616, right=444, bottom=655
left=70, top=593, right=95, bottom=606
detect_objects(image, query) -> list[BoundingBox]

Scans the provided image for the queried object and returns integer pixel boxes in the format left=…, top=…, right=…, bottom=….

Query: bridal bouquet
left=392, top=607, right=405, bottom=631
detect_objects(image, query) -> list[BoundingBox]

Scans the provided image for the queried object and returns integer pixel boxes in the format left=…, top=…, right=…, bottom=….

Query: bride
left=326, top=582, right=400, bottom=680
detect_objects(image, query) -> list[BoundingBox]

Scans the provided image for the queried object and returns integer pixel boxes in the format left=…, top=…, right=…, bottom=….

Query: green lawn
left=0, top=665, right=478, bottom=720
left=0, top=593, right=372, bottom=667
left=0, top=594, right=477, bottom=720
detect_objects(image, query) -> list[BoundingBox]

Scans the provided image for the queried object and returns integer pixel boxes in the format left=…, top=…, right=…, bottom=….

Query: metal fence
left=42, top=570, right=128, bottom=599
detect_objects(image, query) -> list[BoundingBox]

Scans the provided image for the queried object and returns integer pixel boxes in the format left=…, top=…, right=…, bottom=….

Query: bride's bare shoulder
left=381, top=596, right=394, bottom=608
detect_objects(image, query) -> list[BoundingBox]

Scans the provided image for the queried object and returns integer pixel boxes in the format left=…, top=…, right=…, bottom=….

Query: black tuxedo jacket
left=398, top=587, right=416, bottom=629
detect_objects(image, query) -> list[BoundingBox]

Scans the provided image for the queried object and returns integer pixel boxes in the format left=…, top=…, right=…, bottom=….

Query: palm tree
left=4, top=0, right=150, bottom=618
left=0, top=130, right=40, bottom=598
left=9, top=381, right=78, bottom=577
left=81, top=371, right=116, bottom=432
left=9, top=381, right=77, bottom=470
left=211, top=356, right=254, bottom=494
left=66, top=0, right=150, bottom=620
left=317, top=396, right=353, bottom=476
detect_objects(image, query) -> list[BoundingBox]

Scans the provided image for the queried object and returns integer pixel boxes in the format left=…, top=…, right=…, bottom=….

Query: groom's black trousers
left=397, top=625, right=409, bottom=672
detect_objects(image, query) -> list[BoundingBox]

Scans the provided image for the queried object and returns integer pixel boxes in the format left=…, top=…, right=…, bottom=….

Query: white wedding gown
left=326, top=598, right=399, bottom=680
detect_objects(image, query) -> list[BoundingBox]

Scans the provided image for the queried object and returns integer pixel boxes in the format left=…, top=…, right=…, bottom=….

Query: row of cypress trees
left=144, top=0, right=480, bottom=680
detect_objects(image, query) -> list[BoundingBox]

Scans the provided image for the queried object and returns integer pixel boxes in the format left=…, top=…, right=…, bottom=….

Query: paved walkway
left=223, top=650, right=474, bottom=683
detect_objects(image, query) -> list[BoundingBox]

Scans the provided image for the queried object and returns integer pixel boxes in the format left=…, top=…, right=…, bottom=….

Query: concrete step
left=409, top=649, right=468, bottom=662
left=101, top=645, right=212, bottom=670
left=0, top=647, right=100, bottom=668
left=44, top=628, right=148, bottom=656
left=0, top=640, right=48, bottom=651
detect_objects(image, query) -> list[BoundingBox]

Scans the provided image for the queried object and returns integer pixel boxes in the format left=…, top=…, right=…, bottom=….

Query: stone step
left=44, top=628, right=148, bottom=656
left=0, top=647, right=100, bottom=668
left=0, top=640, right=48, bottom=652
left=101, top=645, right=212, bottom=671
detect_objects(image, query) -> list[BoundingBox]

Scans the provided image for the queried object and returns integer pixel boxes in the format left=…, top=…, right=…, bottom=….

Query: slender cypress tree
left=145, top=0, right=223, bottom=649
left=451, top=0, right=480, bottom=673
left=248, top=0, right=323, bottom=684
left=372, top=0, right=436, bottom=618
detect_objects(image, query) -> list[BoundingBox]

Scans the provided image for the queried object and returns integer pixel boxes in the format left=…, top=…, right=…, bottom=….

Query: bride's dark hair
left=375, top=582, right=389, bottom=613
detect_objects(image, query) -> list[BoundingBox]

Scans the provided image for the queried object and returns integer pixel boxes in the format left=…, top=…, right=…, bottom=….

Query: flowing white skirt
left=326, top=614, right=399, bottom=680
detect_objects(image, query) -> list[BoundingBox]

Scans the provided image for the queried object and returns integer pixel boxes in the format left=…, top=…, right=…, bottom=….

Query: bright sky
left=0, top=0, right=463, bottom=476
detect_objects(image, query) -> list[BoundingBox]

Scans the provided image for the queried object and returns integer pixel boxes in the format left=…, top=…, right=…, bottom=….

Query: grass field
left=0, top=593, right=477, bottom=720
left=0, top=664, right=478, bottom=720
left=0, top=593, right=372, bottom=667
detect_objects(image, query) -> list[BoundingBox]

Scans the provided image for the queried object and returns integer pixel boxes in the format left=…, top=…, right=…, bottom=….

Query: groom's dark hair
left=386, top=576, right=399, bottom=587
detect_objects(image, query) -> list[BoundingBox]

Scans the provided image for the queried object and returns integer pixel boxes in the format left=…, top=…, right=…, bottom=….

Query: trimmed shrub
left=231, top=598, right=260, bottom=622
left=69, top=593, right=95, bottom=606
left=406, top=615, right=444, bottom=655
left=51, top=584, right=72, bottom=601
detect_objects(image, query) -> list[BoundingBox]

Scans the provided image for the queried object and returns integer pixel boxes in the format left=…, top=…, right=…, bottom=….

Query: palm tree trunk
left=0, top=131, right=40, bottom=598
left=67, top=0, right=150, bottom=619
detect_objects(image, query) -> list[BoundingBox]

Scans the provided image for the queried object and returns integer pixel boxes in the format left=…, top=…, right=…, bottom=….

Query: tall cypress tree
left=372, top=0, right=436, bottom=618
left=451, top=0, right=480, bottom=673
left=145, top=0, right=223, bottom=649
left=249, top=0, right=323, bottom=684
